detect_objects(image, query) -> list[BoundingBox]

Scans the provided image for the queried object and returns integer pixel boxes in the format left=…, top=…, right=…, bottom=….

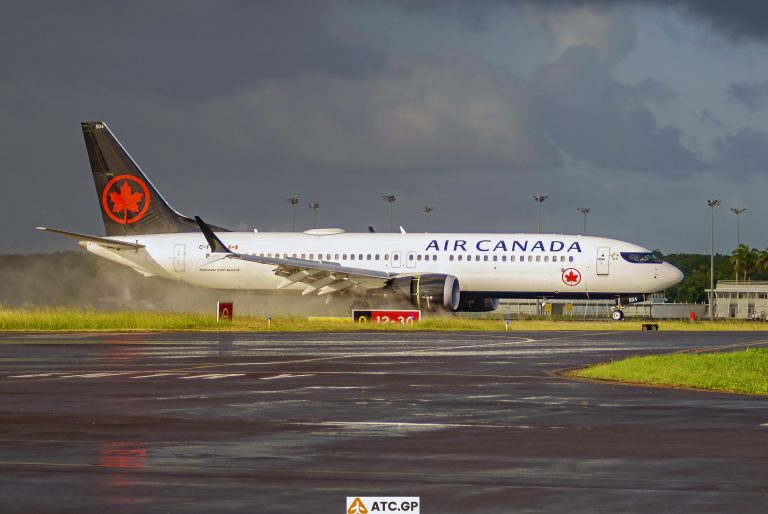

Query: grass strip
left=3, top=308, right=768, bottom=332
left=574, top=348, right=768, bottom=395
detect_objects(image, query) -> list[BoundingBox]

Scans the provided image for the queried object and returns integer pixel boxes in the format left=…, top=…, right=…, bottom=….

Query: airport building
left=707, top=281, right=768, bottom=320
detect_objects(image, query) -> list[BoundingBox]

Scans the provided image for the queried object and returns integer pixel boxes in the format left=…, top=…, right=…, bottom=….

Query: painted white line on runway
left=261, top=374, right=314, bottom=380
left=8, top=373, right=68, bottom=378
left=760, top=422, right=768, bottom=427
left=180, top=373, right=245, bottom=380
left=288, top=421, right=564, bottom=430
left=55, top=372, right=131, bottom=379
left=131, top=373, right=181, bottom=379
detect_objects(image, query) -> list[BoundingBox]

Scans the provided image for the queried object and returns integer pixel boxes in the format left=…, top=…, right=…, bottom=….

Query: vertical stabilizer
left=82, top=121, right=224, bottom=236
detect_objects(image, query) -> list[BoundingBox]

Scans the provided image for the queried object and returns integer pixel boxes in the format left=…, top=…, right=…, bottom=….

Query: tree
left=731, top=244, right=757, bottom=281
left=755, top=248, right=768, bottom=274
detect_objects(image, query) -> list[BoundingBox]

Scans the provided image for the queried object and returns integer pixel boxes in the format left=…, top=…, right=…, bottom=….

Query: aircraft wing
left=195, top=217, right=391, bottom=295
left=36, top=227, right=145, bottom=251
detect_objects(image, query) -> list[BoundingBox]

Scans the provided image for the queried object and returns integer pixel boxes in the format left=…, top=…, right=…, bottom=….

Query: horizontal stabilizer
left=36, top=227, right=145, bottom=250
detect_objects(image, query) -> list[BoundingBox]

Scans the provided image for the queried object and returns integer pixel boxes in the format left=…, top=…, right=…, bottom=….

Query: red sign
left=562, top=268, right=581, bottom=286
left=217, top=301, right=233, bottom=321
left=101, top=175, right=151, bottom=225
left=353, top=309, right=420, bottom=323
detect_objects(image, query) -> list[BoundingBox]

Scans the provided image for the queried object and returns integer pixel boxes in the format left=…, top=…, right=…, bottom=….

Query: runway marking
left=179, top=373, right=245, bottom=380
left=8, top=373, right=69, bottom=378
left=56, top=372, right=131, bottom=379
left=260, top=374, right=314, bottom=380
left=131, top=373, right=180, bottom=379
left=287, top=421, right=565, bottom=430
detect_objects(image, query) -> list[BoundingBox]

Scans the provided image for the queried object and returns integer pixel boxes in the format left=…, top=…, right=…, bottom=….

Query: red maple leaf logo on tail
left=109, top=181, right=144, bottom=215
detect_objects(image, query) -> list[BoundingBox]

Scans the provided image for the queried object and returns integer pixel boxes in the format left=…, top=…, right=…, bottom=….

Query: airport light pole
left=422, top=205, right=434, bottom=232
left=533, top=194, right=548, bottom=233
left=731, top=207, right=746, bottom=282
left=308, top=202, right=319, bottom=229
left=577, top=207, right=591, bottom=235
left=382, top=195, right=396, bottom=232
left=708, top=199, right=721, bottom=318
left=730, top=207, right=746, bottom=246
left=287, top=197, right=299, bottom=232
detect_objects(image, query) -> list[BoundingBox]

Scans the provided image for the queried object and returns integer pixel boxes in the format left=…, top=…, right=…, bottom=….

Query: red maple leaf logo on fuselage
left=109, top=181, right=144, bottom=218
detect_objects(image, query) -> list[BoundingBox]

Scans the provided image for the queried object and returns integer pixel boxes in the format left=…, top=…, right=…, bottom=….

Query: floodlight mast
left=382, top=195, right=396, bottom=233
left=422, top=205, right=434, bottom=232
left=707, top=199, right=721, bottom=318
left=287, top=197, right=299, bottom=232
left=577, top=207, right=591, bottom=235
left=308, top=202, right=319, bottom=229
left=533, top=194, right=548, bottom=233
left=730, top=207, right=746, bottom=282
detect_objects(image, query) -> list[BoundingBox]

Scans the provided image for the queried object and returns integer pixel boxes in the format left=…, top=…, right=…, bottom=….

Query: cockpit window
left=621, top=252, right=662, bottom=264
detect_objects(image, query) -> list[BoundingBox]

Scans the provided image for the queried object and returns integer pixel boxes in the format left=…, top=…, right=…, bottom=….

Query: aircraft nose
left=662, top=262, right=684, bottom=288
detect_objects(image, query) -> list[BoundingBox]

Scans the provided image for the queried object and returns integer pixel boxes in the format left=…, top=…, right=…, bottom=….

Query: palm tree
left=755, top=248, right=768, bottom=275
left=731, top=244, right=757, bottom=281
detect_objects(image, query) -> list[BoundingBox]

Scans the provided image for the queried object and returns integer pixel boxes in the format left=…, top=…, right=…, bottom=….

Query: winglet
left=195, top=216, right=231, bottom=254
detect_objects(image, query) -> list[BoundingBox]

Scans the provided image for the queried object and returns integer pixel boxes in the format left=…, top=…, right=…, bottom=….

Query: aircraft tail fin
left=81, top=121, right=227, bottom=236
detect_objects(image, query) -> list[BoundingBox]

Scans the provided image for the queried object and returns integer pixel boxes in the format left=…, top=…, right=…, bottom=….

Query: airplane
left=38, top=121, right=684, bottom=320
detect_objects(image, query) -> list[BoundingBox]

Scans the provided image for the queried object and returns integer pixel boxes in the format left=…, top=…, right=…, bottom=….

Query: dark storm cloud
left=530, top=46, right=703, bottom=173
left=399, top=1, right=768, bottom=42
left=713, top=127, right=768, bottom=175
left=0, top=0, right=385, bottom=99
left=725, top=80, right=768, bottom=112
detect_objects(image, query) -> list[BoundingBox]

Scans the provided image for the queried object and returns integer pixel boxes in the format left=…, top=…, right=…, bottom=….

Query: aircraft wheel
left=611, top=309, right=625, bottom=321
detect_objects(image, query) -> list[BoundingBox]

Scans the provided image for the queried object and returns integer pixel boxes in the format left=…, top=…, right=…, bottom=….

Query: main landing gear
left=610, top=308, right=625, bottom=321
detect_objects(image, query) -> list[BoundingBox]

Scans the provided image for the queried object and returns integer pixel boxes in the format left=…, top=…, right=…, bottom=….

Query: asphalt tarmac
left=0, top=330, right=766, bottom=513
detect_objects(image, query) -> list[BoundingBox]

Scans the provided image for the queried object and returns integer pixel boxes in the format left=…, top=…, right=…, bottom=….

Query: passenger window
left=544, top=255, right=549, bottom=262
left=367, top=255, right=371, bottom=260
left=569, top=256, right=574, bottom=262
left=508, top=255, right=513, bottom=262
left=458, top=255, right=463, bottom=261
left=394, top=254, right=399, bottom=260
left=483, top=255, right=488, bottom=261
left=359, top=254, right=363, bottom=260
left=408, top=254, right=414, bottom=261
left=560, top=256, right=565, bottom=262
left=351, top=254, right=355, bottom=260
left=309, top=254, right=314, bottom=260
left=335, top=254, right=339, bottom=260
left=492, top=255, right=497, bottom=262
left=528, top=256, right=532, bottom=262
left=384, top=254, right=389, bottom=260
left=375, top=254, right=380, bottom=260
left=475, top=255, right=481, bottom=261
left=343, top=254, right=347, bottom=260
left=433, top=255, right=437, bottom=261
left=417, top=255, right=422, bottom=261
left=536, top=256, right=541, bottom=262
left=449, top=255, right=454, bottom=261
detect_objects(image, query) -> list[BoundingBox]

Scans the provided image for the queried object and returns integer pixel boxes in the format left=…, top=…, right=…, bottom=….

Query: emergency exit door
left=174, top=244, right=186, bottom=272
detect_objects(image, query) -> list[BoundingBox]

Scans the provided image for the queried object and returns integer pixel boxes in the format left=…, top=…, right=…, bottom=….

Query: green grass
left=3, top=308, right=768, bottom=332
left=574, top=348, right=768, bottom=395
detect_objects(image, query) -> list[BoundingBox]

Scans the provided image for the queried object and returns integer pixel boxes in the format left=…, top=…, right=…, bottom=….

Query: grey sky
left=2, top=0, right=768, bottom=255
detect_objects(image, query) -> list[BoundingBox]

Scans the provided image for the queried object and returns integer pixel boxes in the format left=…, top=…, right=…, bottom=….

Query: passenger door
left=596, top=246, right=609, bottom=275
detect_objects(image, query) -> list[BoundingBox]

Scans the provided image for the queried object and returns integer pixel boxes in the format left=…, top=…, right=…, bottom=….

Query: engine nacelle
left=389, top=274, right=461, bottom=311
left=456, top=296, right=500, bottom=312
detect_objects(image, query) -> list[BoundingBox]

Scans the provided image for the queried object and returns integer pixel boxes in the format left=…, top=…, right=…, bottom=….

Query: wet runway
left=0, top=330, right=767, bottom=513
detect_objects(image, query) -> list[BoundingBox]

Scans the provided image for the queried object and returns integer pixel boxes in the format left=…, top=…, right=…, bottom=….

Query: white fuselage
left=84, top=230, right=683, bottom=299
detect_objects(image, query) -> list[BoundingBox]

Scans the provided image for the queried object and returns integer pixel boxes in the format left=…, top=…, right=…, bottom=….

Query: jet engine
left=388, top=274, right=461, bottom=311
